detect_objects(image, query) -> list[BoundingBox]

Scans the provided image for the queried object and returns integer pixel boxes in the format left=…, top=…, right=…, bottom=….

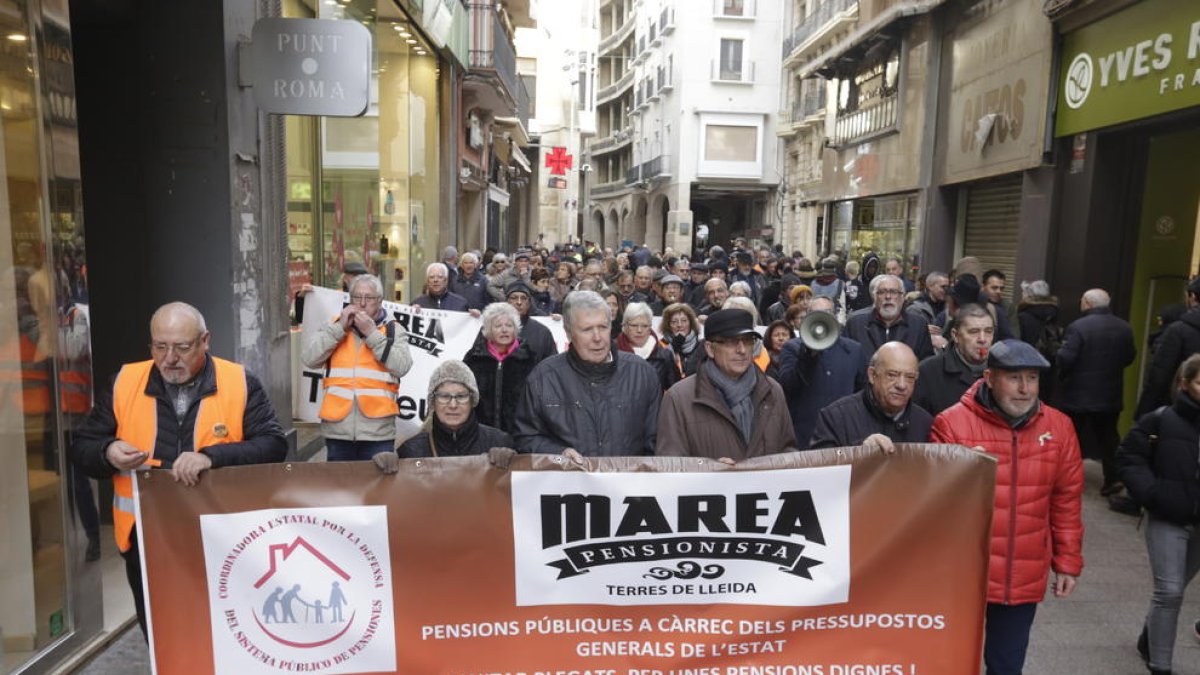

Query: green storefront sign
left=1056, top=0, right=1200, bottom=136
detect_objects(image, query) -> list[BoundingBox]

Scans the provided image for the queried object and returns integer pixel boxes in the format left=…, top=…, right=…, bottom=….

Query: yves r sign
left=250, top=18, right=371, bottom=117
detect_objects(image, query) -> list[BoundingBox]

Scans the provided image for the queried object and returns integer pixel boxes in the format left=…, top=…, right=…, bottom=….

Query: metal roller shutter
left=963, top=175, right=1022, bottom=288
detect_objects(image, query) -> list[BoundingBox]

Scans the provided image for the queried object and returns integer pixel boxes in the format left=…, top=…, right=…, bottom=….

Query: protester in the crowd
left=412, top=262, right=470, bottom=311
left=651, top=274, right=685, bottom=316
left=809, top=341, right=932, bottom=450
left=1053, top=288, right=1137, bottom=509
left=549, top=260, right=576, bottom=307
left=700, top=278, right=729, bottom=315
left=846, top=252, right=880, bottom=313
left=764, top=320, right=792, bottom=380
left=907, top=271, right=947, bottom=325
left=980, top=269, right=1016, bottom=340
left=709, top=259, right=729, bottom=282
left=384, top=360, right=513, bottom=459
left=1137, top=277, right=1200, bottom=417
left=513, top=291, right=661, bottom=456
left=1117, top=353, right=1200, bottom=675
left=729, top=250, right=766, bottom=305
left=845, top=274, right=935, bottom=368
left=614, top=270, right=642, bottom=305
left=505, top=280, right=558, bottom=360
left=656, top=309, right=796, bottom=460
left=685, top=262, right=710, bottom=309
left=811, top=257, right=846, bottom=315
left=914, top=303, right=995, bottom=416
left=528, top=267, right=557, bottom=315
left=449, top=252, right=489, bottom=310
left=463, top=302, right=537, bottom=435
left=764, top=273, right=803, bottom=323
left=778, top=296, right=866, bottom=448
left=303, top=274, right=413, bottom=461
left=633, top=265, right=655, bottom=299
left=70, top=302, right=288, bottom=638
left=488, top=250, right=531, bottom=301
left=1016, top=279, right=1061, bottom=401
left=885, top=258, right=915, bottom=294
left=294, top=260, right=367, bottom=324
left=662, top=302, right=704, bottom=376
left=617, top=302, right=681, bottom=392
left=930, top=340, right=1083, bottom=675
left=729, top=280, right=753, bottom=299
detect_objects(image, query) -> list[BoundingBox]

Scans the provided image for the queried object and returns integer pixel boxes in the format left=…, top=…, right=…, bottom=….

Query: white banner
left=294, top=288, right=568, bottom=441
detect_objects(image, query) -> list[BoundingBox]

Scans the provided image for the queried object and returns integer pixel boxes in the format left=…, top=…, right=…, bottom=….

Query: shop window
left=704, top=125, right=757, bottom=162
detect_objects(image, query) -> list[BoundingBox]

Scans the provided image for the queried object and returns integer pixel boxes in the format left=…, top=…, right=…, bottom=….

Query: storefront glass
left=285, top=0, right=443, bottom=304
left=829, top=193, right=920, bottom=271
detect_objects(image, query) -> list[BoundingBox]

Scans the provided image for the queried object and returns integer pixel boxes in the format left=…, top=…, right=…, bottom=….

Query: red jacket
left=930, top=379, right=1084, bottom=605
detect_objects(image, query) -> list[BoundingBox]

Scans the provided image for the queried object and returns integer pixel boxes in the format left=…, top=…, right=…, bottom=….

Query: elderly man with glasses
left=302, top=274, right=414, bottom=461
left=69, top=301, right=288, bottom=640
left=845, top=273, right=935, bottom=369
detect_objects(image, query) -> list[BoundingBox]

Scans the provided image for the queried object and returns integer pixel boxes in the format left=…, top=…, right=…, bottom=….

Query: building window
left=704, top=124, right=757, bottom=162
left=722, top=0, right=746, bottom=16
left=832, top=43, right=901, bottom=145
left=718, top=38, right=743, bottom=81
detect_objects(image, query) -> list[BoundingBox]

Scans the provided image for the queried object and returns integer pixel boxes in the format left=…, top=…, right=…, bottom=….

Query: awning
left=493, top=116, right=530, bottom=147
left=799, top=0, right=947, bottom=80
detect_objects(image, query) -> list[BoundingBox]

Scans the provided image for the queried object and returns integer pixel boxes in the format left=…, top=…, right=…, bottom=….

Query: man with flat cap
left=930, top=339, right=1084, bottom=675
left=685, top=262, right=710, bottom=310
left=657, top=309, right=796, bottom=460
left=505, top=279, right=558, bottom=360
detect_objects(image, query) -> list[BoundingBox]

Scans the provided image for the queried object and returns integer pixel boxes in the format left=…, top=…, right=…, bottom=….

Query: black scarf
left=567, top=348, right=617, bottom=384
left=430, top=411, right=482, bottom=457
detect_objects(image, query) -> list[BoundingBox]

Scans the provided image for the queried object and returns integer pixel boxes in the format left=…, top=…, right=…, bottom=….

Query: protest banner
left=294, top=288, right=567, bottom=439
left=135, top=445, right=995, bottom=674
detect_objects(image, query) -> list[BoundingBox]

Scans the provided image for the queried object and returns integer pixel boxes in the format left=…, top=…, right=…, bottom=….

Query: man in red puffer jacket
left=930, top=339, right=1084, bottom=675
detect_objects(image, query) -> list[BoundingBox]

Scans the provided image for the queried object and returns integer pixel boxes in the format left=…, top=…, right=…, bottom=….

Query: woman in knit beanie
left=387, top=359, right=514, bottom=460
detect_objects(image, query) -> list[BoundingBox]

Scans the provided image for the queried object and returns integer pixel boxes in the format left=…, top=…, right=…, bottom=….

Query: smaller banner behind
left=136, top=446, right=995, bottom=674
left=295, top=288, right=569, bottom=439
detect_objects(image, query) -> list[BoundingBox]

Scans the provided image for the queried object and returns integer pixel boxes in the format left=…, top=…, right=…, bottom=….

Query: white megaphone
left=799, top=311, right=839, bottom=352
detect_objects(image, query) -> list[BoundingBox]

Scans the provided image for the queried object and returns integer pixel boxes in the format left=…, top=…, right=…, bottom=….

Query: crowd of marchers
left=68, top=238, right=1200, bottom=675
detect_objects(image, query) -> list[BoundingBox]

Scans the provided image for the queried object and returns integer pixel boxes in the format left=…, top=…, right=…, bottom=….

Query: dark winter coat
left=1017, top=299, right=1061, bottom=402
left=412, top=290, right=470, bottom=312
left=398, top=414, right=514, bottom=458
left=520, top=316, right=559, bottom=361
left=463, top=334, right=539, bottom=434
left=70, top=356, right=288, bottom=479
left=1137, top=307, right=1200, bottom=417
left=844, top=307, right=935, bottom=367
left=776, top=336, right=866, bottom=448
left=450, top=270, right=490, bottom=310
left=616, top=333, right=681, bottom=392
left=656, top=363, right=797, bottom=459
left=1055, top=307, right=1136, bottom=413
left=914, top=347, right=985, bottom=417
left=809, top=389, right=933, bottom=449
left=1118, top=393, right=1200, bottom=525
left=512, top=350, right=661, bottom=456
left=846, top=253, right=880, bottom=313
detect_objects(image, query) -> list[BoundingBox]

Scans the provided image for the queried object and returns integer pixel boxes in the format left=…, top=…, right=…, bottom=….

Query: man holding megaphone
left=777, top=296, right=867, bottom=449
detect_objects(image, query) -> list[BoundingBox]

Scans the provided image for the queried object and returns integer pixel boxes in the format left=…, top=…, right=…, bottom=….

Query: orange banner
left=135, top=445, right=995, bottom=674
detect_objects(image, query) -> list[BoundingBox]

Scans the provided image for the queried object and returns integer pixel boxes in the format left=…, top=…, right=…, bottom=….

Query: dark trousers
left=1069, top=411, right=1120, bottom=487
left=984, top=602, right=1038, bottom=675
left=122, top=532, right=148, bottom=641
left=325, top=438, right=395, bottom=462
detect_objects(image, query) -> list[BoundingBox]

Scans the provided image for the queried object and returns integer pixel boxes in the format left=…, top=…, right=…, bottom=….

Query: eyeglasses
left=433, top=392, right=472, bottom=405
left=710, top=335, right=757, bottom=349
left=150, top=336, right=204, bottom=356
left=876, top=289, right=903, bottom=298
left=625, top=322, right=651, bottom=331
left=350, top=294, right=382, bottom=303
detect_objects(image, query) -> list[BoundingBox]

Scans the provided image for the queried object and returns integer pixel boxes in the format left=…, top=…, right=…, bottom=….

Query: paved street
left=74, top=460, right=1200, bottom=674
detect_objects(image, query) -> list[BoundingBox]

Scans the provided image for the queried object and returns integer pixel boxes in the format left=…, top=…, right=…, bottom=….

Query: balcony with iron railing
left=660, top=6, right=675, bottom=34
left=782, top=0, right=858, bottom=58
left=467, top=2, right=522, bottom=114
left=792, top=86, right=826, bottom=125
left=592, top=179, right=627, bottom=197
left=599, top=10, right=636, bottom=53
left=597, top=67, right=635, bottom=104
left=642, top=154, right=671, bottom=180
left=625, top=165, right=643, bottom=186
left=833, top=95, right=898, bottom=146
left=590, top=127, right=633, bottom=155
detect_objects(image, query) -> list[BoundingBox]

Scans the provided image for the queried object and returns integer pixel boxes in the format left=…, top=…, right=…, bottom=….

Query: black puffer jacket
left=69, top=356, right=288, bottom=478
left=808, top=389, right=933, bottom=449
left=512, top=350, right=661, bottom=456
left=1137, top=308, right=1200, bottom=417
left=1118, top=394, right=1200, bottom=525
left=1055, top=307, right=1136, bottom=413
left=914, top=348, right=984, bottom=417
left=399, top=413, right=514, bottom=458
left=463, top=333, right=539, bottom=434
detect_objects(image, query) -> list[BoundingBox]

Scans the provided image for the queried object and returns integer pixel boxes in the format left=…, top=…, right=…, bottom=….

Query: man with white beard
left=845, top=274, right=935, bottom=370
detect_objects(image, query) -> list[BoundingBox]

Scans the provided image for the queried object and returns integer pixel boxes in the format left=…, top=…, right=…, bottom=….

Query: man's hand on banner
left=717, top=457, right=736, bottom=466
left=373, top=452, right=400, bottom=474
left=469, top=309, right=482, bottom=318
left=106, top=440, right=149, bottom=471
left=862, top=434, right=897, bottom=456
left=171, top=452, right=213, bottom=487
left=561, top=448, right=591, bottom=470
left=1053, top=573, right=1077, bottom=598
left=488, top=447, right=518, bottom=469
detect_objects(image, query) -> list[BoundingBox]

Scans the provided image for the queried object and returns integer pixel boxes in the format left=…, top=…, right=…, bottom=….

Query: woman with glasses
left=662, top=302, right=704, bottom=377
left=393, top=360, right=513, bottom=458
left=616, top=302, right=681, bottom=392
left=302, top=274, right=413, bottom=461
left=464, top=303, right=537, bottom=435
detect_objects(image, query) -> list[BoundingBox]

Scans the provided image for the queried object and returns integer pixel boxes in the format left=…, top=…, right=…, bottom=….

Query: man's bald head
left=150, top=302, right=207, bottom=335
left=868, top=342, right=919, bottom=416
left=1081, top=288, right=1110, bottom=311
left=149, top=302, right=210, bottom=384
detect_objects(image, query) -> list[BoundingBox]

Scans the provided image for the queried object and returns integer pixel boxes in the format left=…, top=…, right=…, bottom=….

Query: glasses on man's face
left=351, top=294, right=381, bottom=304
left=876, top=289, right=903, bottom=298
left=433, top=392, right=471, bottom=405
left=150, top=336, right=203, bottom=357
left=711, top=335, right=757, bottom=350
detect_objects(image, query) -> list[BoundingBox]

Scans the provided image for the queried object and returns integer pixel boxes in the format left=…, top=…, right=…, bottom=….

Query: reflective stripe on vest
left=60, top=369, right=91, bottom=413
left=318, top=318, right=400, bottom=421
left=19, top=333, right=50, bottom=414
left=110, top=358, right=247, bottom=552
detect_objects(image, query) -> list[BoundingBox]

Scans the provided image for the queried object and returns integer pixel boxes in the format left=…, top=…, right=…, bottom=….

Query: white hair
left=350, top=274, right=384, bottom=298
left=622, top=302, right=653, bottom=325
left=562, top=290, right=610, bottom=333
left=869, top=274, right=902, bottom=296
left=480, top=302, right=522, bottom=340
left=460, top=252, right=479, bottom=265
left=426, top=262, right=449, bottom=278
left=729, top=281, right=752, bottom=297
left=723, top=296, right=760, bottom=325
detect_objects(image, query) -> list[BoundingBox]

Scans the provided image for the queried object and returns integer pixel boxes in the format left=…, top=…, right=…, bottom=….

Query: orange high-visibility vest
left=18, top=333, right=50, bottom=414
left=318, top=318, right=400, bottom=421
left=59, top=306, right=92, bottom=413
left=754, top=347, right=771, bottom=373
left=110, top=358, right=246, bottom=552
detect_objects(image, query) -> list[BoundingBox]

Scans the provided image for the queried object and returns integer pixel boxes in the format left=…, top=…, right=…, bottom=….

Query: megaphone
left=799, top=311, right=839, bottom=352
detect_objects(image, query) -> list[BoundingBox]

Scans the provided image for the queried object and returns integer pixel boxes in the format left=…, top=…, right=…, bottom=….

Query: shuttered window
left=962, top=175, right=1022, bottom=287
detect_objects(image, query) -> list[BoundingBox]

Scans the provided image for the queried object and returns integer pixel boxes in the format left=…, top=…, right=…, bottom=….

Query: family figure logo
left=199, top=506, right=396, bottom=674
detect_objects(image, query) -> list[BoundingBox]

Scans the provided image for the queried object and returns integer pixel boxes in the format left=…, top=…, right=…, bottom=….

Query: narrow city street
left=72, top=459, right=1200, bottom=674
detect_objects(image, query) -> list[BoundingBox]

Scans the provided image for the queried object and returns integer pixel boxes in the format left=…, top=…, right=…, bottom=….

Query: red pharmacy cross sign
left=545, top=147, right=573, bottom=175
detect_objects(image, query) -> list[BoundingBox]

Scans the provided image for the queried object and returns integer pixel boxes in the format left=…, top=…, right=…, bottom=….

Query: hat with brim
left=987, top=339, right=1050, bottom=370
left=660, top=274, right=684, bottom=287
left=704, top=309, right=761, bottom=341
left=343, top=261, right=368, bottom=275
left=505, top=280, right=535, bottom=298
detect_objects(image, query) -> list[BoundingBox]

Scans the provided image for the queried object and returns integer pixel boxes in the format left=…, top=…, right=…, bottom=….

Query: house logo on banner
left=198, top=506, right=396, bottom=674
left=511, top=467, right=852, bottom=607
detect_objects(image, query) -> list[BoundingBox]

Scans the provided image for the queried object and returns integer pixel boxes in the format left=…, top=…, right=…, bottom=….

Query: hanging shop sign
left=1056, top=0, right=1200, bottom=137
left=250, top=18, right=371, bottom=117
